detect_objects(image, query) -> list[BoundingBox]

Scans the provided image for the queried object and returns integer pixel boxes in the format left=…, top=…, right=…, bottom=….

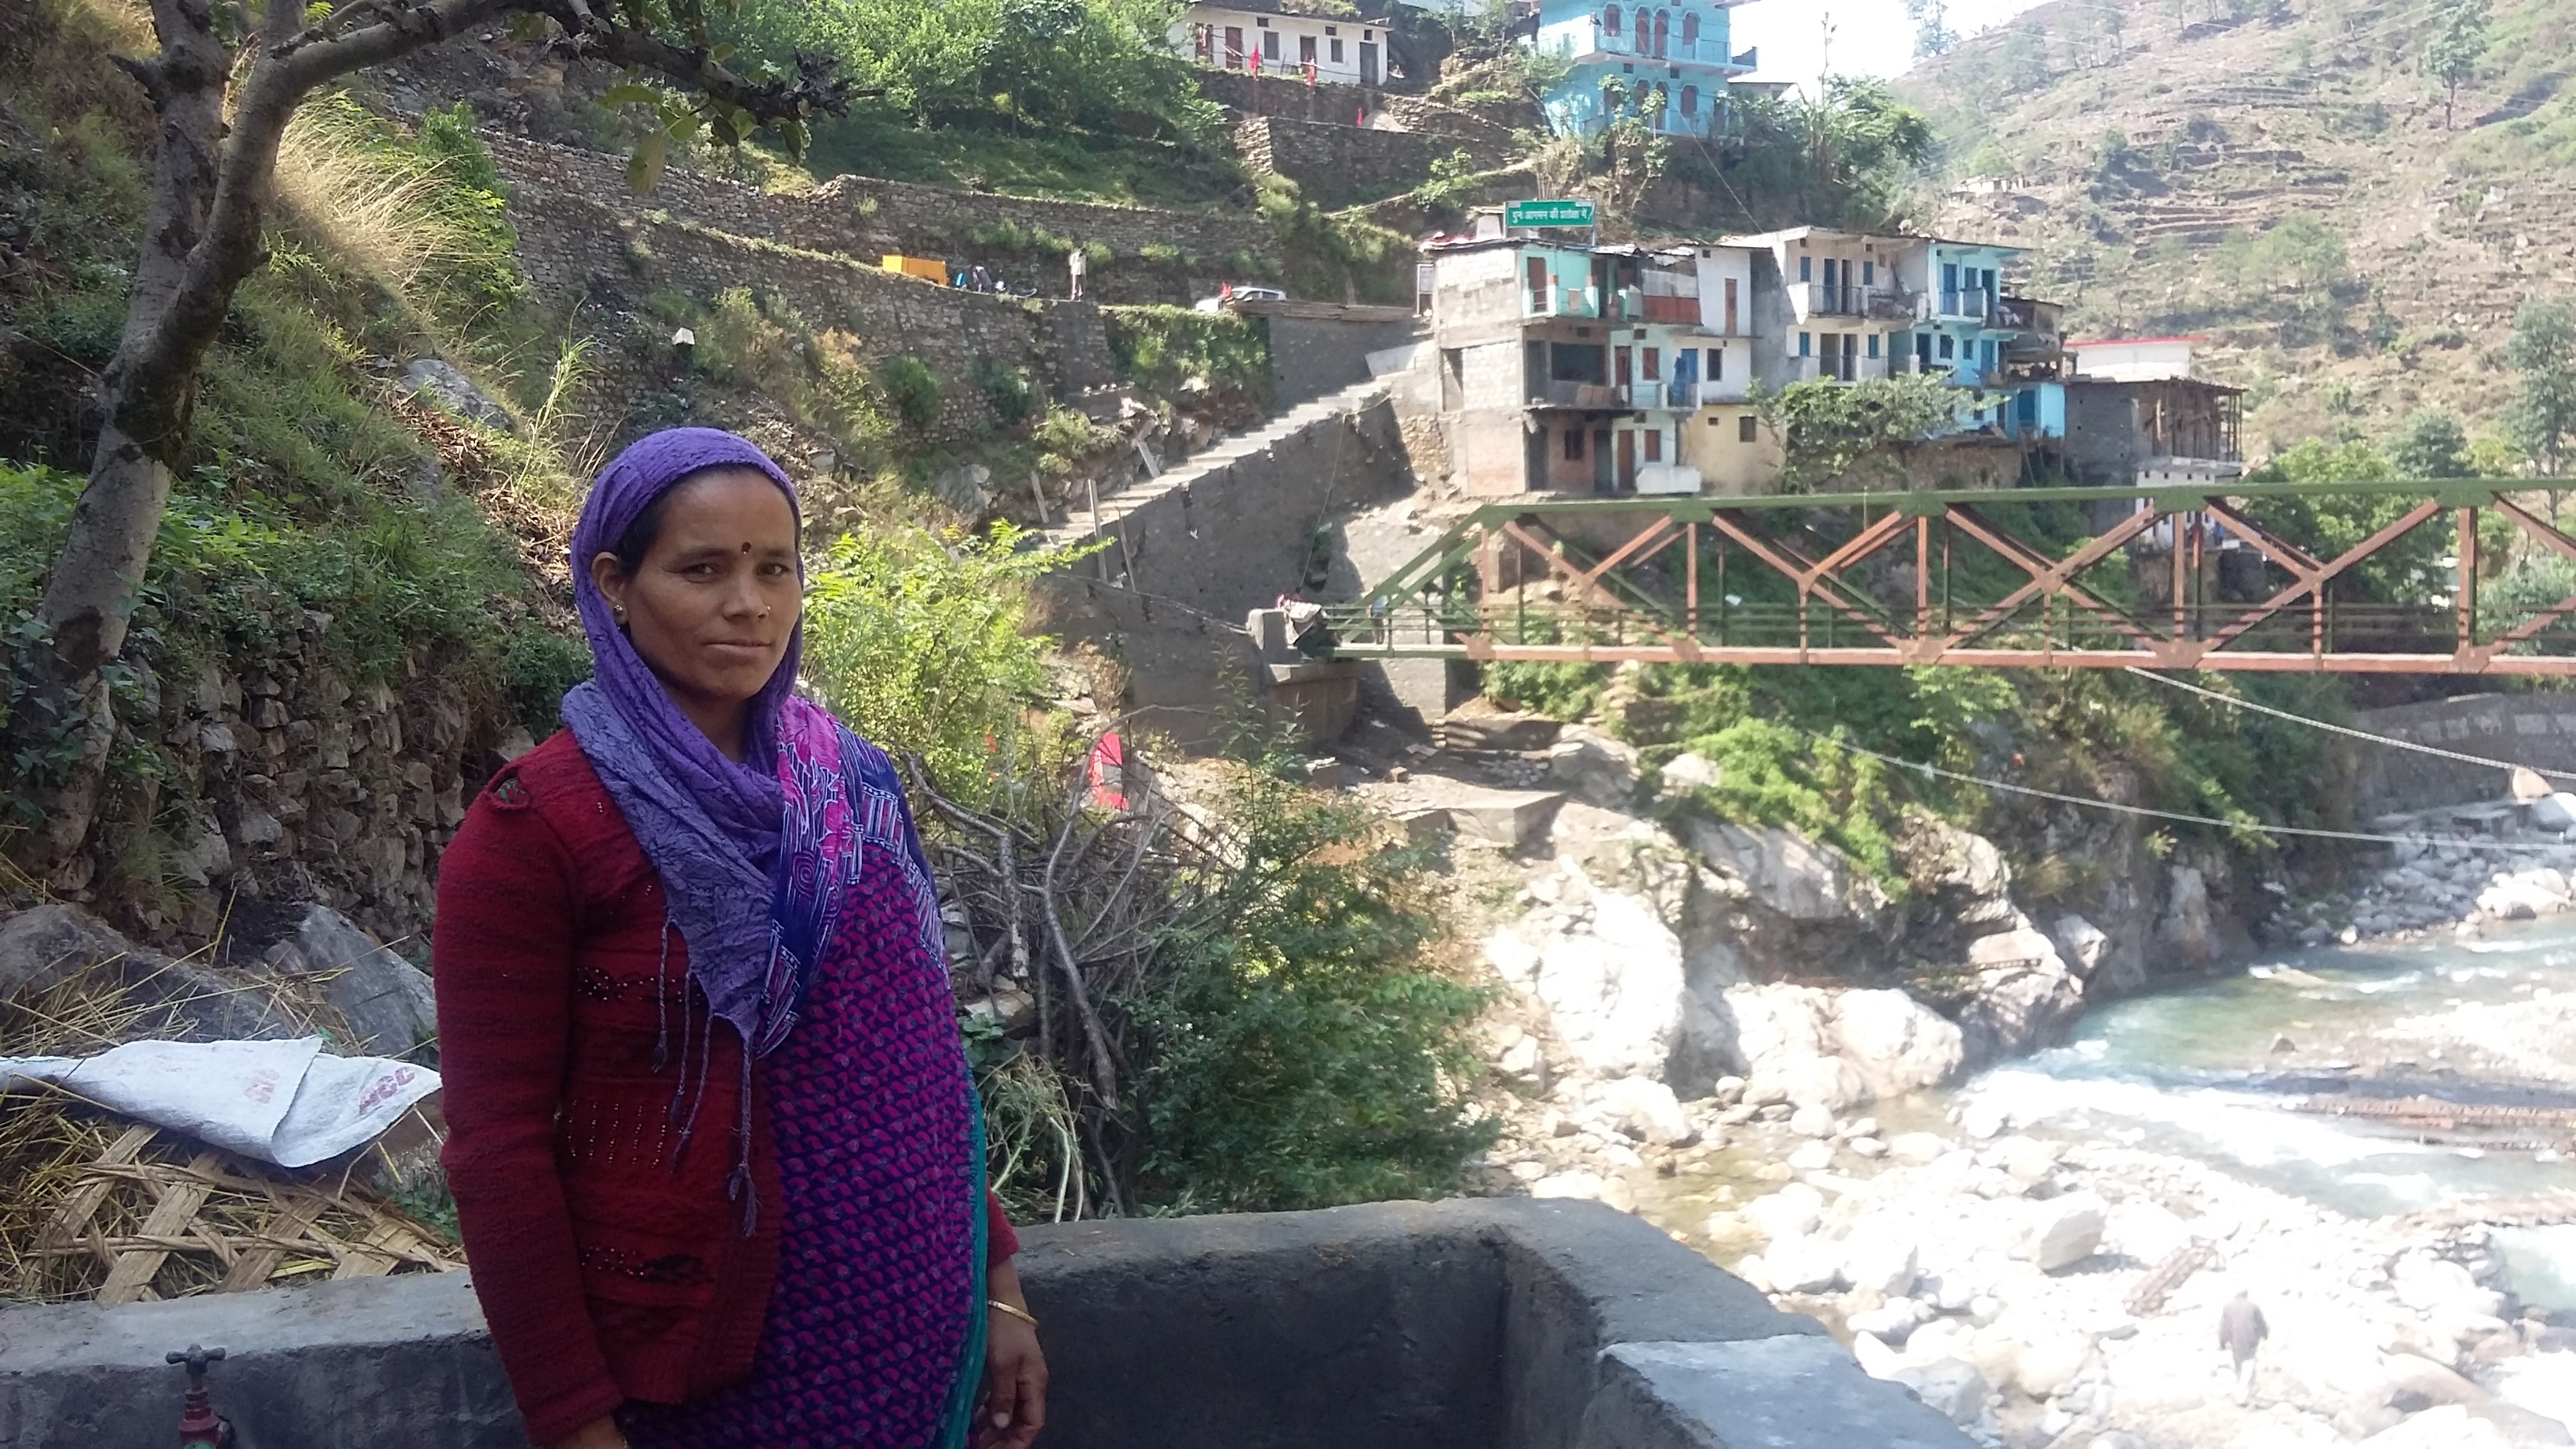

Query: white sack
left=0, top=1037, right=438, bottom=1168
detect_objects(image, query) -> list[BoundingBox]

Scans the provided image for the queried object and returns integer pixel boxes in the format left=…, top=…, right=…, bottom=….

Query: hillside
left=1897, top=0, right=2574, bottom=459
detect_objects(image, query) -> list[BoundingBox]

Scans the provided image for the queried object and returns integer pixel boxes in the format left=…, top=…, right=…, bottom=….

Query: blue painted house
left=1507, top=0, right=1759, bottom=138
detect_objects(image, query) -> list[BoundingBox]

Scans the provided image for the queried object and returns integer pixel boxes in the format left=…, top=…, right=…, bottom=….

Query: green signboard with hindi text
left=1504, top=198, right=1596, bottom=229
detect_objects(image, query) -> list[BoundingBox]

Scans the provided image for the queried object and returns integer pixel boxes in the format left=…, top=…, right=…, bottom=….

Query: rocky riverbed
left=1387, top=720, right=2576, bottom=1448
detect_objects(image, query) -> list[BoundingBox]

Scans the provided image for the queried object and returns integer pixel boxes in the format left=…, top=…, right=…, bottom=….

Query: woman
left=435, top=429, right=1046, bottom=1449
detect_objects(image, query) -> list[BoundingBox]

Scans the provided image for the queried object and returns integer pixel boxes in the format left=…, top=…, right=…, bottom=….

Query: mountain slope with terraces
left=1896, top=0, right=2574, bottom=459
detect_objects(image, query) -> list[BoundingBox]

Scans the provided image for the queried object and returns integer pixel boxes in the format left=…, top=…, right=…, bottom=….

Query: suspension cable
left=1825, top=736, right=2548, bottom=854
left=2121, top=668, right=2576, bottom=784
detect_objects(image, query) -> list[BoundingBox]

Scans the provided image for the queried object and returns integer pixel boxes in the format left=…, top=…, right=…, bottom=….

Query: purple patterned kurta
left=622, top=760, right=983, bottom=1449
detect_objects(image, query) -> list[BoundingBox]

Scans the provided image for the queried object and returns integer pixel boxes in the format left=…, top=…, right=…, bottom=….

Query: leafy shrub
left=1102, top=305, right=1271, bottom=408
left=975, top=357, right=1036, bottom=426
left=876, top=355, right=945, bottom=429
left=1132, top=779, right=1493, bottom=1212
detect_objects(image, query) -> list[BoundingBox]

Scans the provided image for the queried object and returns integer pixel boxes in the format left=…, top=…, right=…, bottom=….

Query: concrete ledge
left=0, top=1198, right=1971, bottom=1449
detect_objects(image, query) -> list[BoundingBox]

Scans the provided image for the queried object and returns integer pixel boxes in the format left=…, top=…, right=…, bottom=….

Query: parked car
left=1193, top=284, right=1289, bottom=312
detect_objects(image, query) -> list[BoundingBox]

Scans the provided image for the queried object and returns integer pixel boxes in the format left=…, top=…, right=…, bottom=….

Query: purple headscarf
left=561, top=429, right=814, bottom=1160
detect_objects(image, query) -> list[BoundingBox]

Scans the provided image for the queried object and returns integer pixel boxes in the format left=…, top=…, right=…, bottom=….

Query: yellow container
left=882, top=254, right=949, bottom=282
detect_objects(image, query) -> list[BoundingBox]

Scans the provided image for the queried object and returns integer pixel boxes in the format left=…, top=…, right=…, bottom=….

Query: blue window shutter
left=1799, top=331, right=1811, bottom=356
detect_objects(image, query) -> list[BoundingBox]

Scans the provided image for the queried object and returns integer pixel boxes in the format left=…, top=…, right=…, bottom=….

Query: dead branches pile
left=900, top=729, right=1233, bottom=1219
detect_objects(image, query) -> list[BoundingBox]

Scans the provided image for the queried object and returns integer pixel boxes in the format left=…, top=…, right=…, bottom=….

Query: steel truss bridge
left=1326, top=480, right=2576, bottom=674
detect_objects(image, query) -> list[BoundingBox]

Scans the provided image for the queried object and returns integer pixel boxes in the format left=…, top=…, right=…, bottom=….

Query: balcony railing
left=1923, top=289, right=1995, bottom=324
left=1694, top=379, right=1748, bottom=405
left=1528, top=380, right=1624, bottom=409
left=1640, top=294, right=1701, bottom=324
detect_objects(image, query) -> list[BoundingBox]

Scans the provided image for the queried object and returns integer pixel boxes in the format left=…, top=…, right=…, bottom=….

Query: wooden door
left=1724, top=277, right=1738, bottom=334
left=1615, top=346, right=1633, bottom=388
left=1526, top=256, right=1548, bottom=313
left=1225, top=26, right=1242, bottom=67
left=1360, top=42, right=1378, bottom=84
left=1616, top=429, right=1637, bottom=491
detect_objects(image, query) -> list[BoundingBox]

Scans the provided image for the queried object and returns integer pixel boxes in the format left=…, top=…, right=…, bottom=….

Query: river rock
left=1530, top=1170, right=1637, bottom=1213
left=2050, top=914, right=2111, bottom=979
left=1761, top=1236, right=1847, bottom=1294
left=1686, top=819, right=1887, bottom=923
left=1840, top=1233, right=1921, bottom=1300
left=1595, top=1075, right=1694, bottom=1145
left=2019, top=1193, right=2107, bottom=1271
left=1953, top=934, right=2087, bottom=1066
left=1785, top=1139, right=1837, bottom=1172
left=2156, top=865, right=2219, bottom=968
left=2353, top=1405, right=2515, bottom=1449
left=1830, top=988, right=1968, bottom=1095
left=1548, top=727, right=1640, bottom=807
left=2003, top=1331, right=2091, bottom=1398
left=1742, top=1183, right=1825, bottom=1240
left=1846, top=1299, right=1923, bottom=1344
left=1484, top=867, right=1686, bottom=1079
left=259, top=903, right=438, bottom=1056
left=1882, top=1357, right=1988, bottom=1428
left=2531, top=792, right=2576, bottom=833
left=1888, top=1131, right=1949, bottom=1166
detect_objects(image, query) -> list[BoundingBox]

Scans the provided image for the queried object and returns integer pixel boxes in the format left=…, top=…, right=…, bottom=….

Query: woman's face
left=590, top=467, right=801, bottom=717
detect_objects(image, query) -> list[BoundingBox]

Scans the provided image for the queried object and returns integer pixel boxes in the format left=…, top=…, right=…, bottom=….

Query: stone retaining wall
left=1232, top=115, right=1515, bottom=208
left=0, top=1199, right=1969, bottom=1449
left=2351, top=692, right=2576, bottom=816
left=484, top=134, right=1275, bottom=307
left=1196, top=69, right=1530, bottom=147
left=52, top=624, right=494, bottom=948
left=506, top=190, right=1092, bottom=440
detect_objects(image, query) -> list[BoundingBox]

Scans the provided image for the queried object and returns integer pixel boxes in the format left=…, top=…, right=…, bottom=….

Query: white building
left=2066, top=336, right=2198, bottom=382
left=1173, top=0, right=1391, bottom=86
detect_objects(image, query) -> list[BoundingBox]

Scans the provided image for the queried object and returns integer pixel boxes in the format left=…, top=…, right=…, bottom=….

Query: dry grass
left=271, top=102, right=496, bottom=309
left=0, top=942, right=459, bottom=1305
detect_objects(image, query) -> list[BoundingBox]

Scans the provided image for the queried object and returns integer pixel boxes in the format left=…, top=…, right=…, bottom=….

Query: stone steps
left=1043, top=376, right=1391, bottom=550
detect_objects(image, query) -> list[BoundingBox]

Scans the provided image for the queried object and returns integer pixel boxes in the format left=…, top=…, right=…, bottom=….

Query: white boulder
left=1840, top=1233, right=1921, bottom=1300
left=1762, top=1236, right=1846, bottom=1294
left=1548, top=728, right=1641, bottom=807
left=2049, top=914, right=2110, bottom=979
left=1741, top=1184, right=1825, bottom=1241
left=1484, top=867, right=1687, bottom=1080
left=1829, top=988, right=1968, bottom=1096
left=1661, top=751, right=1720, bottom=792
left=2531, top=792, right=2576, bottom=833
left=1687, top=819, right=1888, bottom=923
left=1530, top=1170, right=1637, bottom=1213
left=1882, top=1357, right=1990, bottom=1428
left=2018, top=1193, right=2107, bottom=1271
left=1595, top=1076, right=1695, bottom=1145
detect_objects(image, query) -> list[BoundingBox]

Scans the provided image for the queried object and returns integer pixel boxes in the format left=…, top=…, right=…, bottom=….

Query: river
left=1949, top=916, right=2576, bottom=1434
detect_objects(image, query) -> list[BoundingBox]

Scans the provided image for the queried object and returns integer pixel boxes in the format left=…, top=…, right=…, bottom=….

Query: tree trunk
left=10, top=0, right=229, bottom=884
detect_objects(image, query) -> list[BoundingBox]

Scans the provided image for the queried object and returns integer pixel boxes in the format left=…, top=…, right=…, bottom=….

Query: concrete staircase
left=1046, top=374, right=1391, bottom=550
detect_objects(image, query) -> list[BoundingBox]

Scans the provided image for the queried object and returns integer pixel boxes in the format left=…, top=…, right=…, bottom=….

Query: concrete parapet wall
left=2352, top=692, right=2576, bottom=815
left=484, top=133, right=1275, bottom=307
left=0, top=1199, right=1968, bottom=1449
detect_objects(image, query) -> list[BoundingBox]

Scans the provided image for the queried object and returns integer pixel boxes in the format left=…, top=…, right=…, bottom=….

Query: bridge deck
left=1327, top=481, right=2576, bottom=674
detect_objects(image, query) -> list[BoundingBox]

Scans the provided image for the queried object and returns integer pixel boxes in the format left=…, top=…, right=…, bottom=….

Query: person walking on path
left=1065, top=245, right=1084, bottom=301
left=436, top=428, right=1046, bottom=1449
left=2221, top=1290, right=2268, bottom=1406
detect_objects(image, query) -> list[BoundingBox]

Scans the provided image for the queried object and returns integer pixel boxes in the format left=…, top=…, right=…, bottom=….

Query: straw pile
left=0, top=935, right=460, bottom=1305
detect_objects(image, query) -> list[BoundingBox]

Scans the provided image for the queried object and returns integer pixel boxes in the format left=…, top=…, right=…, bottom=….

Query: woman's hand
left=979, top=1260, right=1048, bottom=1449
left=548, top=1416, right=629, bottom=1449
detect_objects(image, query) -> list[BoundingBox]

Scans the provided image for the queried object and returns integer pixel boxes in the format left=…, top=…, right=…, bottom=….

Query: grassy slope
left=1897, top=0, right=2575, bottom=458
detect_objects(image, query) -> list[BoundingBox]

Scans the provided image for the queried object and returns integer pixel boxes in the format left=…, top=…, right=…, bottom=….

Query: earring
left=612, top=606, right=627, bottom=623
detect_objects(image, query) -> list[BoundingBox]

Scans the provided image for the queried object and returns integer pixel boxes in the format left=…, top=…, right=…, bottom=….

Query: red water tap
left=167, top=1345, right=232, bottom=1449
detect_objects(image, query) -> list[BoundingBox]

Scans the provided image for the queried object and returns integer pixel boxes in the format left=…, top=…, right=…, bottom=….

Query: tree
left=2385, top=410, right=2473, bottom=478
left=2507, top=300, right=2576, bottom=477
left=1900, top=0, right=1956, bottom=60
left=2424, top=0, right=2488, bottom=129
left=1757, top=373, right=1972, bottom=490
left=7, top=0, right=855, bottom=880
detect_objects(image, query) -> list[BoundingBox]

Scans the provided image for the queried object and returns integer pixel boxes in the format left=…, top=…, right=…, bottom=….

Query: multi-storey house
left=1423, top=226, right=1758, bottom=495
left=1725, top=227, right=2070, bottom=451
left=1507, top=0, right=1760, bottom=138
left=1173, top=0, right=1397, bottom=86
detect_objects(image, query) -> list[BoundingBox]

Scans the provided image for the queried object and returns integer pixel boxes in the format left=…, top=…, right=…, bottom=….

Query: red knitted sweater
left=433, top=732, right=1017, bottom=1445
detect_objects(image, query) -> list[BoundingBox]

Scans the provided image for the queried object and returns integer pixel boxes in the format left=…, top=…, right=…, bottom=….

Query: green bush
left=1130, top=778, right=1494, bottom=1212
left=974, top=357, right=1036, bottom=426
left=877, top=354, right=945, bottom=430
left=1102, top=305, right=1271, bottom=408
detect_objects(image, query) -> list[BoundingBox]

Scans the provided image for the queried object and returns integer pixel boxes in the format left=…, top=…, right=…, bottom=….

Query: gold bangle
left=988, top=1297, right=1039, bottom=1329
